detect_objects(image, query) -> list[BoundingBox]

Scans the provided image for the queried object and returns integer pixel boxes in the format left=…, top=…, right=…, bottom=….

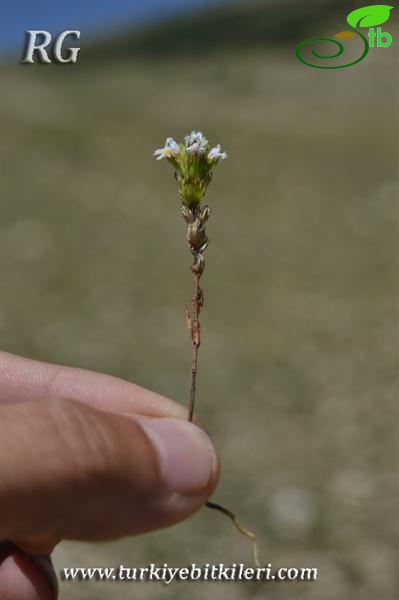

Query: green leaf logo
left=347, top=5, right=394, bottom=28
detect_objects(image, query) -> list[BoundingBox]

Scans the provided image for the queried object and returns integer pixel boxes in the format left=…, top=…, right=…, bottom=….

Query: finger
left=0, top=398, right=219, bottom=542
left=0, top=543, right=57, bottom=600
left=0, top=351, right=210, bottom=553
left=0, top=351, right=188, bottom=418
left=12, top=536, right=60, bottom=556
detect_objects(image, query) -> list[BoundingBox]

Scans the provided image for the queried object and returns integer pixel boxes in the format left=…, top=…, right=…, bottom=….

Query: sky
left=1, top=0, right=230, bottom=55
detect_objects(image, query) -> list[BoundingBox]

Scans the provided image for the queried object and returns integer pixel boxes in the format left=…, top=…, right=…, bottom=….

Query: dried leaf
left=184, top=307, right=192, bottom=331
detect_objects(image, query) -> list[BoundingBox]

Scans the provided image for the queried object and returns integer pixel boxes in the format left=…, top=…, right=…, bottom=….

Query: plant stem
left=182, top=203, right=260, bottom=567
left=188, top=270, right=201, bottom=422
left=182, top=202, right=207, bottom=422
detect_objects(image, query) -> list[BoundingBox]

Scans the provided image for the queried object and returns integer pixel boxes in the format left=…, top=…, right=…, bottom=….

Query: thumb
left=0, top=398, right=219, bottom=542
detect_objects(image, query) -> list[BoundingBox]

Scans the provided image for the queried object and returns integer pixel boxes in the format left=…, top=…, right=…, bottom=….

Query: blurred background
left=0, top=1, right=397, bottom=599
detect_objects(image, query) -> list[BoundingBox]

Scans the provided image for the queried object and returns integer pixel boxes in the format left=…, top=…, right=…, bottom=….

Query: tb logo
left=296, top=4, right=394, bottom=69
left=22, top=30, right=81, bottom=64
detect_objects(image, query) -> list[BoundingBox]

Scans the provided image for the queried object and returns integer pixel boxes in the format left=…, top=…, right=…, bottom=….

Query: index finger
left=0, top=351, right=188, bottom=419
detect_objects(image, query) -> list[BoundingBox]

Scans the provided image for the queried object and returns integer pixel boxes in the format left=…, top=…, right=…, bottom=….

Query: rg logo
left=22, top=30, right=81, bottom=64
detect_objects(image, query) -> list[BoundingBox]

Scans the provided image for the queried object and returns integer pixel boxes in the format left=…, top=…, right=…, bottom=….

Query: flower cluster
left=154, top=131, right=227, bottom=205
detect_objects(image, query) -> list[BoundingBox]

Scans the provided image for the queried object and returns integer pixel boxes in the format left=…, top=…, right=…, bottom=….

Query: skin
left=0, top=351, right=220, bottom=599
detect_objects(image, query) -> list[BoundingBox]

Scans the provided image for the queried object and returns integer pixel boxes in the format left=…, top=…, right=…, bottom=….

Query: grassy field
left=0, top=2, right=396, bottom=598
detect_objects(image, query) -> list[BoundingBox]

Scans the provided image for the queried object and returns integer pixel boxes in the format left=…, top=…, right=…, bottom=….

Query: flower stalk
left=182, top=201, right=209, bottom=422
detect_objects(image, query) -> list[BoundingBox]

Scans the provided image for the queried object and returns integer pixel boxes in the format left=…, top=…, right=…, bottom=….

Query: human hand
left=0, top=351, right=219, bottom=599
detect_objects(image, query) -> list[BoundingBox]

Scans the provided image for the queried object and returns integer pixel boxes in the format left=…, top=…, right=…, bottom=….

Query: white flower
left=207, top=144, right=227, bottom=163
left=184, top=130, right=208, bottom=147
left=185, top=130, right=208, bottom=156
left=153, top=137, right=180, bottom=160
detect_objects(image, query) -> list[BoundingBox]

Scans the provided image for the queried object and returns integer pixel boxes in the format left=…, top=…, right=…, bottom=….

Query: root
left=206, top=501, right=261, bottom=567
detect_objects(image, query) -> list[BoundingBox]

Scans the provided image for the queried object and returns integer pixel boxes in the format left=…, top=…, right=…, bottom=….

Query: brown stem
left=188, top=271, right=201, bottom=422
left=183, top=202, right=206, bottom=422
left=182, top=202, right=260, bottom=566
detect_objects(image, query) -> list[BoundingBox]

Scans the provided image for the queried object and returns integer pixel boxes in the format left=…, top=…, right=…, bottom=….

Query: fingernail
left=29, top=555, right=58, bottom=599
left=140, top=418, right=218, bottom=496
